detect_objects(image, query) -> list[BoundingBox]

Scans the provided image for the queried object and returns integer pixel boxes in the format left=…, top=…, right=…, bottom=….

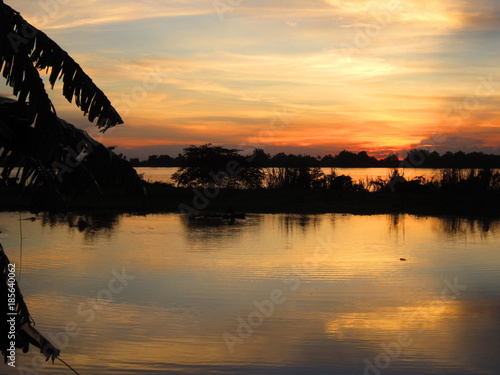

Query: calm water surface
left=135, top=167, right=441, bottom=184
left=0, top=212, right=499, bottom=374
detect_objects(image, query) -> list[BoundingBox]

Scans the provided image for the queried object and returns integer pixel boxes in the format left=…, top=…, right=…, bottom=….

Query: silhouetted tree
left=379, top=154, right=400, bottom=167
left=137, top=148, right=500, bottom=169
left=172, top=144, right=263, bottom=188
left=249, top=148, right=271, bottom=167
left=320, top=154, right=336, bottom=167
left=426, top=151, right=441, bottom=168
left=334, top=150, right=377, bottom=167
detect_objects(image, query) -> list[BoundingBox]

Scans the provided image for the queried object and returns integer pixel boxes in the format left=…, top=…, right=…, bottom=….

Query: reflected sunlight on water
left=0, top=212, right=499, bottom=374
left=135, top=167, right=442, bottom=185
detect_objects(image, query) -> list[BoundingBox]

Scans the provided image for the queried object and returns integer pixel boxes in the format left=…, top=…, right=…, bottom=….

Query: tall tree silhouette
left=0, top=1, right=142, bottom=211
left=172, top=144, right=264, bottom=189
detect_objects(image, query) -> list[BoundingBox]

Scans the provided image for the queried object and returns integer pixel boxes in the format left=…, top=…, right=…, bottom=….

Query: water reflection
left=0, top=212, right=499, bottom=375
left=181, top=214, right=256, bottom=251
left=40, top=212, right=120, bottom=242
left=279, top=214, right=323, bottom=235
left=436, top=216, right=498, bottom=237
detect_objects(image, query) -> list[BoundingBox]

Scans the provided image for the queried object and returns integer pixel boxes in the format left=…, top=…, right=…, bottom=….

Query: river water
left=0, top=212, right=499, bottom=374
left=135, top=167, right=441, bottom=185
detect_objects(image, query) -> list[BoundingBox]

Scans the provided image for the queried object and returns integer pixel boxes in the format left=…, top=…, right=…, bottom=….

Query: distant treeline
left=130, top=149, right=500, bottom=168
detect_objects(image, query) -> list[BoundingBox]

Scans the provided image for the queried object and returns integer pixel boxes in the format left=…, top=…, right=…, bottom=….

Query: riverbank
left=1, top=183, right=499, bottom=218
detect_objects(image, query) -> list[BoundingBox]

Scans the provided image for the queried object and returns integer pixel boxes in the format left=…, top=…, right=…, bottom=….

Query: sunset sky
left=3, top=0, right=500, bottom=158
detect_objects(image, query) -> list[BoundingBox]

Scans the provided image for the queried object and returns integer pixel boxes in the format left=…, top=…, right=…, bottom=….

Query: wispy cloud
left=12, top=0, right=212, bottom=29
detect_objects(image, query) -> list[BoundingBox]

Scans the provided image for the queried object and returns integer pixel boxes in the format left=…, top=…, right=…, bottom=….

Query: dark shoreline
left=1, top=183, right=499, bottom=219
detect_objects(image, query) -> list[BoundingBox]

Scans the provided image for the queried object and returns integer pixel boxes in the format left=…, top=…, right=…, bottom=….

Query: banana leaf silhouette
left=0, top=243, right=60, bottom=363
left=0, top=1, right=143, bottom=211
left=0, top=1, right=142, bottom=371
